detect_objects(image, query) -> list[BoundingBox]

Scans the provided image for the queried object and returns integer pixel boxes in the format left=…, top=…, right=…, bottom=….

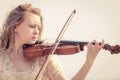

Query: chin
left=25, top=41, right=36, bottom=44
left=31, top=41, right=36, bottom=44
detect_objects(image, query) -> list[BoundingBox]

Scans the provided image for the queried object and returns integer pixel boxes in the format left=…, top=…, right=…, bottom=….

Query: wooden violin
left=23, top=40, right=120, bottom=58
left=25, top=10, right=119, bottom=80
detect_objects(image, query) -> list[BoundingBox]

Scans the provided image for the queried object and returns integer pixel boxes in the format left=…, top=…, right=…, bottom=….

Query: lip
left=32, top=36, right=37, bottom=38
left=32, top=37, right=37, bottom=40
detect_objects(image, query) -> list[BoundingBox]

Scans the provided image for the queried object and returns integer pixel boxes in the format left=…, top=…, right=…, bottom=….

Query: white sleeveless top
left=0, top=50, right=67, bottom=80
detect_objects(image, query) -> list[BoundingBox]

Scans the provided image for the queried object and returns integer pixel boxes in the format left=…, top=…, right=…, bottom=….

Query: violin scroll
left=103, top=44, right=120, bottom=54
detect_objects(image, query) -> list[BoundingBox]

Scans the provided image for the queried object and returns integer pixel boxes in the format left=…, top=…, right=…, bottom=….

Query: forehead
left=23, top=12, right=41, bottom=26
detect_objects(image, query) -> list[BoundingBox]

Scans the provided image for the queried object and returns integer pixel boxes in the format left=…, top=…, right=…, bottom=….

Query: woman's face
left=15, top=12, right=41, bottom=44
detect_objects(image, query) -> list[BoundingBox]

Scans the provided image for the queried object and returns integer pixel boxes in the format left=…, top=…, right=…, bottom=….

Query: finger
left=94, top=40, right=99, bottom=47
left=100, top=39, right=105, bottom=48
left=87, top=41, right=92, bottom=48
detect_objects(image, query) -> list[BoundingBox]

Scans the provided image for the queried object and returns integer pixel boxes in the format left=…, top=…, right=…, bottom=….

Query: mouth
left=32, top=37, right=37, bottom=41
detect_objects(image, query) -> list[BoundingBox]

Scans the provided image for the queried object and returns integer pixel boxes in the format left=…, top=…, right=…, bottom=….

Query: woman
left=0, top=3, right=104, bottom=80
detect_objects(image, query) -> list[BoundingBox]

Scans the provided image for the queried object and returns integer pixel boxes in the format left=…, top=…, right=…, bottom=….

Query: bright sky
left=0, top=0, right=120, bottom=79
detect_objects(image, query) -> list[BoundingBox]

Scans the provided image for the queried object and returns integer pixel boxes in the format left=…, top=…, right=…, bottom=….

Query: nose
left=34, top=27, right=39, bottom=35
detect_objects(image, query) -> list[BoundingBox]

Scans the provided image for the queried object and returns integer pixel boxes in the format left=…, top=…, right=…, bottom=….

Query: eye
left=29, top=25, right=35, bottom=28
left=29, top=25, right=41, bottom=30
left=38, top=26, right=41, bottom=30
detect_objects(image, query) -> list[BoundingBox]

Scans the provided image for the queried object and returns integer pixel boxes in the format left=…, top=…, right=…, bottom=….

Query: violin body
left=23, top=43, right=81, bottom=58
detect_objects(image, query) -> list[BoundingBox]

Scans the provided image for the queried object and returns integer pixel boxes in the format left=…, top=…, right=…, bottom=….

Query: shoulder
left=0, top=50, right=6, bottom=60
left=46, top=55, right=64, bottom=74
left=37, top=55, right=63, bottom=71
left=0, top=50, right=4, bottom=58
left=46, top=55, right=68, bottom=79
left=0, top=50, right=6, bottom=66
left=48, top=55, right=63, bottom=70
left=36, top=55, right=67, bottom=80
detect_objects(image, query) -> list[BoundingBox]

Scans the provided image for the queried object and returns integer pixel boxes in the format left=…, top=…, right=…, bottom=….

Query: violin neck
left=60, top=40, right=95, bottom=45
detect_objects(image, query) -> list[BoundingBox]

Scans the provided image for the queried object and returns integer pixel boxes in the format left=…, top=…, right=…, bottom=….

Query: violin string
left=35, top=9, right=76, bottom=80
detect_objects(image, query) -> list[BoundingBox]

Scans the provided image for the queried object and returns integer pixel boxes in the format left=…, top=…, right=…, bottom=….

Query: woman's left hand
left=86, top=40, right=105, bottom=63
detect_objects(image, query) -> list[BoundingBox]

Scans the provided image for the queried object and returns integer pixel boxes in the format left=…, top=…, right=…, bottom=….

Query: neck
left=8, top=37, right=24, bottom=55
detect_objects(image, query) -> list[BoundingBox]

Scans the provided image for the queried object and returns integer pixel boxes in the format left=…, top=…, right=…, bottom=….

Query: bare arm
left=41, top=40, right=104, bottom=80
left=72, top=40, right=105, bottom=80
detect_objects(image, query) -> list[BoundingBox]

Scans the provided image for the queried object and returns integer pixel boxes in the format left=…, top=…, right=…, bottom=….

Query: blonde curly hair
left=0, top=3, right=44, bottom=50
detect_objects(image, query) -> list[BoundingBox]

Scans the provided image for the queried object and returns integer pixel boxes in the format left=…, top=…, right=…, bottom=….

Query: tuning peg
left=112, top=45, right=120, bottom=54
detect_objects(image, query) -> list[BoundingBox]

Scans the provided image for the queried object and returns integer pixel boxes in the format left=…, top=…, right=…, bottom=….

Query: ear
left=14, top=26, right=18, bottom=33
left=14, top=25, right=21, bottom=33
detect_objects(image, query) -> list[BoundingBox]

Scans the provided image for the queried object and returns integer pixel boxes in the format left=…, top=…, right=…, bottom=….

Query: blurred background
left=0, top=0, right=120, bottom=80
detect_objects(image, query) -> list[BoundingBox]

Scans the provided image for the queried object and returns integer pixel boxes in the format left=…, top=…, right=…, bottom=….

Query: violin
left=25, top=10, right=119, bottom=80
left=23, top=40, right=120, bottom=58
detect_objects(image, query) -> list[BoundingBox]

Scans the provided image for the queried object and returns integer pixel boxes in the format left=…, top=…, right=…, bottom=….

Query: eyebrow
left=38, top=25, right=41, bottom=28
left=34, top=24, right=41, bottom=27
